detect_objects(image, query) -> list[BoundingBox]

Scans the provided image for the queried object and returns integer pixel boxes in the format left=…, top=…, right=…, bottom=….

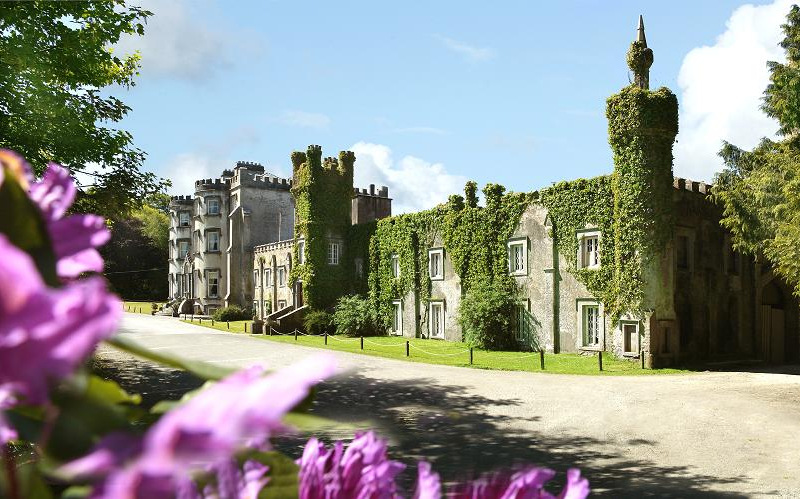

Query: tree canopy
left=714, top=5, right=800, bottom=296
left=0, top=1, right=168, bottom=219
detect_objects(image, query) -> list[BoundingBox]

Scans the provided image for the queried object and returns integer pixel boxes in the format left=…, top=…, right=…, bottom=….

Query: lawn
left=181, top=318, right=687, bottom=376
left=123, top=301, right=161, bottom=315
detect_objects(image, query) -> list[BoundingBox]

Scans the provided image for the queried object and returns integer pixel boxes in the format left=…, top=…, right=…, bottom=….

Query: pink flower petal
left=28, top=163, right=76, bottom=221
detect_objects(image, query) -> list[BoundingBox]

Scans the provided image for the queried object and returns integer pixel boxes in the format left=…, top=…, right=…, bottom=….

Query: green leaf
left=85, top=375, right=141, bottom=406
left=240, top=451, right=299, bottom=499
left=282, top=412, right=360, bottom=434
left=0, top=166, right=59, bottom=286
left=105, top=335, right=235, bottom=380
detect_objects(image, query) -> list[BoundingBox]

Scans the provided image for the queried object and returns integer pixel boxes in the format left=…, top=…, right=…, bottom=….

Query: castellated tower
left=291, top=145, right=358, bottom=310
left=606, top=15, right=679, bottom=316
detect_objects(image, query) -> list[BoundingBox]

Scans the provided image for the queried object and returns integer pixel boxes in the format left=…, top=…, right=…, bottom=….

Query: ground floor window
left=207, top=270, right=219, bottom=298
left=621, top=321, right=639, bottom=354
left=264, top=300, right=271, bottom=315
left=514, top=300, right=532, bottom=343
left=392, top=300, right=402, bottom=335
left=429, top=301, right=444, bottom=339
left=207, top=306, right=218, bottom=316
left=278, top=299, right=287, bottom=310
left=578, top=300, right=602, bottom=348
left=253, top=301, right=259, bottom=317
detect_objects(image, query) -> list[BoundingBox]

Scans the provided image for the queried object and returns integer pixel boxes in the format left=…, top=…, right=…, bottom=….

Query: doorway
left=761, top=280, right=785, bottom=364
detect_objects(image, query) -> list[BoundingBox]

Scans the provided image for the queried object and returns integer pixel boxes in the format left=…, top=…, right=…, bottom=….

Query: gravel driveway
left=95, top=313, right=800, bottom=498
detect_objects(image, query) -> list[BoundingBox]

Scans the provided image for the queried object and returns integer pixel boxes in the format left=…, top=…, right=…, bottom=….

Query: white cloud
left=350, top=142, right=468, bottom=214
left=434, top=34, right=494, bottom=62
left=281, top=110, right=331, bottom=129
left=115, top=0, right=260, bottom=81
left=674, top=0, right=792, bottom=182
left=162, top=153, right=220, bottom=195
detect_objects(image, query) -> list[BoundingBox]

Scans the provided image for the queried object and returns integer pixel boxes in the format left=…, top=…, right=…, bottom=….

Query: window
left=514, top=300, right=531, bottom=342
left=179, top=211, right=190, bottom=227
left=278, top=299, right=287, bottom=309
left=328, top=242, right=340, bottom=265
left=231, top=194, right=239, bottom=210
left=428, top=248, right=444, bottom=280
left=392, top=300, right=402, bottom=335
left=621, top=322, right=639, bottom=355
left=278, top=266, right=286, bottom=287
left=508, top=239, right=527, bottom=275
left=298, top=240, right=305, bottom=265
left=253, top=270, right=259, bottom=288
left=429, top=302, right=444, bottom=339
left=253, top=301, right=259, bottom=316
left=355, top=258, right=364, bottom=279
left=207, top=198, right=220, bottom=215
left=178, top=240, right=190, bottom=259
left=391, top=254, right=400, bottom=278
left=207, top=270, right=219, bottom=298
left=206, top=231, right=220, bottom=252
left=677, top=235, right=689, bottom=270
left=264, top=269, right=271, bottom=286
left=579, top=301, right=602, bottom=348
left=264, top=300, right=271, bottom=315
left=207, top=306, right=218, bottom=316
left=577, top=231, right=600, bottom=269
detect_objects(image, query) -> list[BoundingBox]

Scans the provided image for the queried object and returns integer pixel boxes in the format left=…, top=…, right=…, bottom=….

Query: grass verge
left=123, top=301, right=160, bottom=315
left=181, top=318, right=687, bottom=376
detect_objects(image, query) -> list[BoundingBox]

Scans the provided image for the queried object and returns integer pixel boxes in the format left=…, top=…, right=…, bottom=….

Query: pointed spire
left=637, top=15, right=647, bottom=46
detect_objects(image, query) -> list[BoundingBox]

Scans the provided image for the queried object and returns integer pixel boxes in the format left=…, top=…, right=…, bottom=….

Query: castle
left=168, top=18, right=799, bottom=366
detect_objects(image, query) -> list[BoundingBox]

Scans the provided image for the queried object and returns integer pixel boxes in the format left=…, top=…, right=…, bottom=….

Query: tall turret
left=607, top=16, right=678, bottom=317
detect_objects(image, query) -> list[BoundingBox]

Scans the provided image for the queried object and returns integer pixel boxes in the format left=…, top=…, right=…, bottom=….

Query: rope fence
left=179, top=317, right=649, bottom=372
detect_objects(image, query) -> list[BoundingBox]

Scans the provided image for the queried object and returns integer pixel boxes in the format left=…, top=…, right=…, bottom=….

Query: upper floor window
left=507, top=239, right=527, bottom=275
left=328, top=242, right=340, bottom=265
left=179, top=211, right=190, bottom=227
left=253, top=270, right=259, bottom=288
left=264, top=268, right=271, bottom=286
left=391, top=254, right=400, bottom=278
left=178, top=240, right=190, bottom=259
left=207, top=270, right=219, bottom=298
left=298, top=240, right=306, bottom=265
left=577, top=230, right=600, bottom=269
left=231, top=194, right=239, bottom=210
left=428, top=248, right=444, bottom=280
left=206, top=231, right=220, bottom=252
left=278, top=266, right=287, bottom=287
left=207, top=198, right=220, bottom=215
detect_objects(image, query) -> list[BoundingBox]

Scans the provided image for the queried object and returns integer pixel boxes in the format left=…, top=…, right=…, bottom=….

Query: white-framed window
left=278, top=299, right=287, bottom=309
left=253, top=270, right=259, bottom=288
left=514, top=299, right=531, bottom=342
left=391, top=300, right=403, bottom=335
left=621, top=321, right=639, bottom=355
left=178, top=240, right=190, bottom=259
left=264, top=268, right=271, bottom=286
left=391, top=254, right=400, bottom=278
left=207, top=198, right=220, bottom=215
left=298, top=240, right=305, bottom=265
left=578, top=299, right=603, bottom=348
left=264, top=300, right=271, bottom=315
left=577, top=230, right=601, bottom=269
left=428, top=248, right=444, bottom=280
left=278, top=266, right=286, bottom=287
left=206, top=231, right=220, bottom=252
left=207, top=270, right=219, bottom=298
left=355, top=258, right=364, bottom=279
left=179, top=211, right=190, bottom=227
left=253, top=301, right=259, bottom=316
left=429, top=301, right=445, bottom=339
left=508, top=238, right=527, bottom=276
left=328, top=241, right=340, bottom=265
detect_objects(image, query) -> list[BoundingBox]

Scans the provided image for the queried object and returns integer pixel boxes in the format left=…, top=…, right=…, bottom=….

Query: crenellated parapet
left=673, top=177, right=712, bottom=196
left=169, top=195, right=193, bottom=205
left=353, top=185, right=390, bottom=198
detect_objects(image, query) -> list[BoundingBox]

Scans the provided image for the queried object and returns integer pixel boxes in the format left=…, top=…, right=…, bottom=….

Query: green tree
left=714, top=5, right=800, bottom=296
left=132, top=203, right=169, bottom=253
left=0, top=1, right=168, bottom=219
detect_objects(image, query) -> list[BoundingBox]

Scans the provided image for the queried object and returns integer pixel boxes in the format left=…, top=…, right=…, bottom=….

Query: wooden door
left=771, top=308, right=785, bottom=364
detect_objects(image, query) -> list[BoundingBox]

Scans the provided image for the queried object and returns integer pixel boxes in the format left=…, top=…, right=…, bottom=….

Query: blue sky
left=115, top=0, right=792, bottom=212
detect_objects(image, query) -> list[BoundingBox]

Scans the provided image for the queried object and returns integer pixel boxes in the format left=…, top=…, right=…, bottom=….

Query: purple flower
left=298, top=431, right=406, bottom=499
left=0, top=387, right=17, bottom=445
left=413, top=461, right=440, bottom=499
left=0, top=235, right=121, bottom=413
left=0, top=150, right=111, bottom=278
left=65, top=355, right=336, bottom=498
left=449, top=467, right=590, bottom=499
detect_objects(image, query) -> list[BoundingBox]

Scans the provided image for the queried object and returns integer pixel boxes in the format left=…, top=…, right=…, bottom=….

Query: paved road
left=97, top=313, right=800, bottom=498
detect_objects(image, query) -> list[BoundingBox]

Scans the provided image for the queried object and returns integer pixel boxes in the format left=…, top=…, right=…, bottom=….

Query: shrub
left=151, top=302, right=159, bottom=311
left=212, top=305, right=251, bottom=322
left=304, top=310, right=334, bottom=336
left=332, top=295, right=383, bottom=337
left=457, top=280, right=518, bottom=350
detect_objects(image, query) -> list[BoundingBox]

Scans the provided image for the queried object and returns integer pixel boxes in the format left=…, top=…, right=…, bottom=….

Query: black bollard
left=211, top=319, right=214, bottom=326
left=641, top=351, right=646, bottom=369
left=598, top=351, right=603, bottom=371
left=227, top=321, right=230, bottom=330
left=324, top=333, right=328, bottom=345
left=406, top=340, right=409, bottom=357
left=360, top=336, right=364, bottom=350
left=245, top=322, right=248, bottom=333
left=295, top=330, right=298, bottom=341
left=540, top=349, right=545, bottom=370
left=469, top=348, right=473, bottom=365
